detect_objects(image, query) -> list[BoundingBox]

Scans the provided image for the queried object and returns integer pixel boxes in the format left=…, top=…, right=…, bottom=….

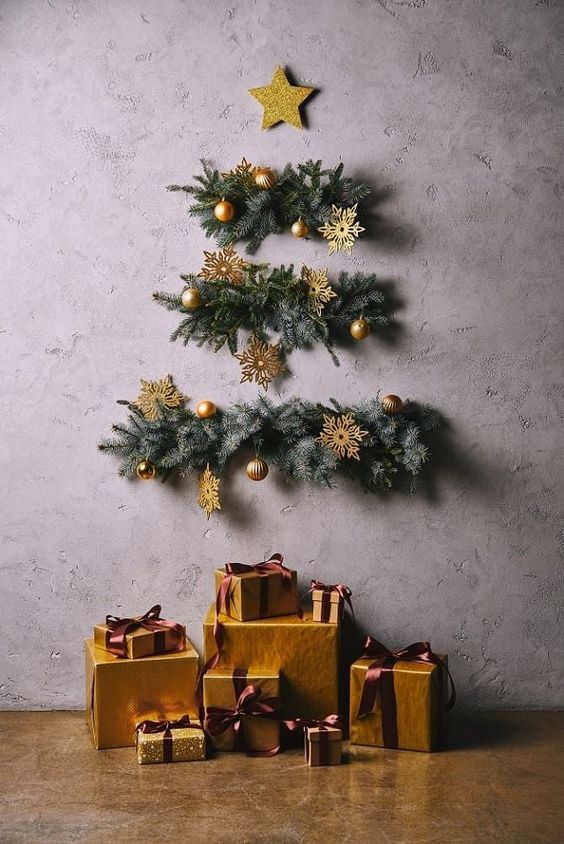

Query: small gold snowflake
left=301, top=266, right=336, bottom=316
left=200, top=245, right=247, bottom=284
left=198, top=463, right=221, bottom=519
left=318, top=204, right=365, bottom=255
left=235, top=336, right=285, bottom=390
left=221, top=158, right=255, bottom=187
left=316, top=413, right=369, bottom=460
left=133, top=375, right=186, bottom=421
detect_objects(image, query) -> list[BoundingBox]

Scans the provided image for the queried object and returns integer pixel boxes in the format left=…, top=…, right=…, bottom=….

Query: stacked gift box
left=85, top=554, right=454, bottom=765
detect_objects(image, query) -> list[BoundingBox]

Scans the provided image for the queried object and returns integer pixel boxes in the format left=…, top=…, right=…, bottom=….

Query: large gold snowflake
left=316, top=413, right=369, bottom=460
left=318, top=204, right=365, bottom=255
left=235, top=336, right=285, bottom=390
left=133, top=375, right=186, bottom=421
left=301, top=266, right=336, bottom=316
left=200, top=245, right=247, bottom=284
left=221, top=158, right=255, bottom=187
left=198, top=463, right=221, bottom=519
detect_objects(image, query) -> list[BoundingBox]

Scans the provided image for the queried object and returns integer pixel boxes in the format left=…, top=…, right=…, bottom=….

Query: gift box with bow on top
left=309, top=580, right=353, bottom=625
left=93, top=604, right=185, bottom=659
left=135, top=715, right=207, bottom=764
left=214, top=554, right=299, bottom=622
left=349, top=636, right=455, bottom=753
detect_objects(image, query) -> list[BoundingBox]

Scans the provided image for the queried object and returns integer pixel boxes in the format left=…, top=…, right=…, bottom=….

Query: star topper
left=249, top=66, right=315, bottom=131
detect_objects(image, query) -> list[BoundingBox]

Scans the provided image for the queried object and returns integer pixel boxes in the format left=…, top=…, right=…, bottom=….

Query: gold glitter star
left=249, top=66, right=315, bottom=131
left=235, top=336, right=285, bottom=390
left=318, top=205, right=365, bottom=255
left=316, top=413, right=368, bottom=460
left=221, top=158, right=255, bottom=187
left=198, top=464, right=221, bottom=519
left=133, top=375, right=186, bottom=421
left=200, top=245, right=247, bottom=284
left=301, top=266, right=336, bottom=316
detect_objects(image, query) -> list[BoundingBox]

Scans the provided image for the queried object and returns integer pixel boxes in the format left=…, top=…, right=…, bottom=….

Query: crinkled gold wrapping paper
left=203, top=669, right=280, bottom=752
left=349, top=655, right=449, bottom=752
left=203, top=606, right=338, bottom=719
left=85, top=638, right=199, bottom=749
left=214, top=567, right=299, bottom=621
left=93, top=621, right=185, bottom=659
left=136, top=725, right=206, bottom=764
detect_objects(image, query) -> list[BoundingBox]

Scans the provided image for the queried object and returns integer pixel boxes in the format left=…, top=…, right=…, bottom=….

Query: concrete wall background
left=1, top=0, right=562, bottom=710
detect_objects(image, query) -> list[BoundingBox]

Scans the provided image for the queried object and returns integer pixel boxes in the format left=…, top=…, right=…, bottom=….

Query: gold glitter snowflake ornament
left=235, top=336, right=285, bottom=390
left=316, top=413, right=369, bottom=460
left=200, top=245, right=247, bottom=284
left=301, top=266, right=336, bottom=316
left=133, top=375, right=186, bottom=421
left=198, top=463, right=221, bottom=519
left=318, top=205, right=365, bottom=255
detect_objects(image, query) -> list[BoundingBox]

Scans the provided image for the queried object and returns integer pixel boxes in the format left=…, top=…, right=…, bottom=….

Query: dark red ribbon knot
left=205, top=684, right=281, bottom=756
left=104, top=604, right=184, bottom=658
left=310, top=579, right=354, bottom=622
left=135, top=715, right=204, bottom=761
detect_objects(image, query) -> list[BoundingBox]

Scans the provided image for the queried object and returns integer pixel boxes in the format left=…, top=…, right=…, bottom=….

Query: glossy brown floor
left=0, top=711, right=562, bottom=843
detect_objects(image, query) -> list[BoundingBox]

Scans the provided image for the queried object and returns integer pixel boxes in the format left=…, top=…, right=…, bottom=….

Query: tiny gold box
left=305, top=725, right=343, bottom=766
left=136, top=719, right=206, bottom=764
left=312, top=588, right=342, bottom=624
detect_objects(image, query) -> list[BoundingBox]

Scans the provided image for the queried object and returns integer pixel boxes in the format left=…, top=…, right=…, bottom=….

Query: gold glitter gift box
left=85, top=638, right=199, bottom=749
left=136, top=717, right=207, bottom=764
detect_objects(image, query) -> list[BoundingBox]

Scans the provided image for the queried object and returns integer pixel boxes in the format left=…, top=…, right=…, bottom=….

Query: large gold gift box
left=214, top=566, right=298, bottom=622
left=349, top=655, right=449, bottom=752
left=136, top=720, right=206, bottom=764
left=85, top=638, right=199, bottom=749
left=93, top=619, right=185, bottom=659
left=203, top=669, right=280, bottom=752
left=203, top=606, right=339, bottom=719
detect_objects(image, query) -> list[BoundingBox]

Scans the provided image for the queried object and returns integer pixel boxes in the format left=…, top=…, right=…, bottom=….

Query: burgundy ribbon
left=309, top=579, right=354, bottom=623
left=135, top=715, right=204, bottom=762
left=104, top=604, right=184, bottom=659
left=205, top=684, right=282, bottom=756
left=357, top=636, right=456, bottom=749
left=285, top=714, right=343, bottom=765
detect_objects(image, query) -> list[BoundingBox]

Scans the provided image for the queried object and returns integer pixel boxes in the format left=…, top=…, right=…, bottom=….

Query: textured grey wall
left=1, top=0, right=563, bottom=710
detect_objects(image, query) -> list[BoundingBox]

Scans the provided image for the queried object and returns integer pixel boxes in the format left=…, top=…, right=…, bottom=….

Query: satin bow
left=309, top=579, right=354, bottom=620
left=205, top=685, right=281, bottom=756
left=105, top=604, right=184, bottom=658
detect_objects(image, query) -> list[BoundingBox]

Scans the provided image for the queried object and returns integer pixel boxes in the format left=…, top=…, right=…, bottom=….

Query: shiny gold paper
left=214, top=567, right=299, bottom=621
left=93, top=620, right=185, bottom=659
left=136, top=724, right=206, bottom=764
left=349, top=655, right=449, bottom=752
left=203, top=669, right=280, bottom=752
left=203, top=606, right=339, bottom=719
left=305, top=725, right=343, bottom=767
left=312, top=589, right=341, bottom=624
left=85, top=638, right=199, bottom=749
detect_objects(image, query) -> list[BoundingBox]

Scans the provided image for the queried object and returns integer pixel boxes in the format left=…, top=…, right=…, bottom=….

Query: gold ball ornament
left=181, top=287, right=202, bottom=310
left=196, top=400, right=217, bottom=419
left=254, top=167, right=277, bottom=190
left=246, top=457, right=269, bottom=481
left=291, top=218, right=309, bottom=239
left=350, top=318, right=371, bottom=340
left=381, top=394, right=404, bottom=415
left=214, top=198, right=235, bottom=222
left=136, top=459, right=157, bottom=481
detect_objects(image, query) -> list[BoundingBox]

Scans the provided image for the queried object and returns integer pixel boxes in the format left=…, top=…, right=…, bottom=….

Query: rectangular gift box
left=349, top=655, right=449, bottom=752
left=305, top=725, right=343, bottom=766
left=214, top=565, right=299, bottom=622
left=93, top=618, right=185, bottom=659
left=203, top=606, right=339, bottom=720
left=203, top=668, right=280, bottom=752
left=85, top=638, right=199, bottom=749
left=312, top=589, right=341, bottom=624
left=136, top=719, right=206, bottom=764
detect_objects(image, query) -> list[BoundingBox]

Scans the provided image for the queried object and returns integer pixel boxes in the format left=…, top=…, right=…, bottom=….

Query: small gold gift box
left=312, top=589, right=342, bottom=624
left=305, top=725, right=343, bottom=766
left=203, top=668, right=280, bottom=753
left=136, top=717, right=207, bottom=764
left=93, top=604, right=185, bottom=659
left=214, top=557, right=299, bottom=622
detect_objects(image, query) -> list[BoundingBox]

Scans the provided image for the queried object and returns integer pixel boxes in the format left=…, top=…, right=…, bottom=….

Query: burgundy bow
left=284, top=713, right=343, bottom=733
left=135, top=714, right=203, bottom=762
left=104, top=604, right=184, bottom=659
left=309, top=579, right=354, bottom=621
left=205, top=685, right=281, bottom=756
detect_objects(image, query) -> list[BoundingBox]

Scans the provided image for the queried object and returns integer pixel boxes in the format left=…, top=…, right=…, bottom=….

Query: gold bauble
left=350, top=318, right=370, bottom=340
left=291, top=219, right=309, bottom=238
left=254, top=167, right=277, bottom=190
left=196, top=400, right=217, bottom=419
left=246, top=457, right=269, bottom=481
left=381, top=394, right=404, bottom=415
left=136, top=459, right=157, bottom=481
left=181, top=287, right=202, bottom=309
left=214, top=198, right=235, bottom=222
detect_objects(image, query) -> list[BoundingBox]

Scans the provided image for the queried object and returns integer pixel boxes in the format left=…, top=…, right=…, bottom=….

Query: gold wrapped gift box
left=214, top=566, right=298, bottom=622
left=136, top=720, right=206, bottom=764
left=203, top=606, right=339, bottom=719
left=203, top=669, right=280, bottom=752
left=311, top=588, right=341, bottom=624
left=93, top=619, right=185, bottom=660
left=85, top=638, right=199, bottom=749
left=305, top=725, right=343, bottom=766
left=349, top=655, right=449, bottom=752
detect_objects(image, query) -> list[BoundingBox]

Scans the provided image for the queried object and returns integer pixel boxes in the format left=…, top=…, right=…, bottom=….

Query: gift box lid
left=312, top=589, right=342, bottom=604
left=215, top=565, right=296, bottom=581
left=306, top=725, right=343, bottom=742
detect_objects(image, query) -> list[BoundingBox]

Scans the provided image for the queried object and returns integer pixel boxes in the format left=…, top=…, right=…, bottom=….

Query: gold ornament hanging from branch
left=318, top=204, right=365, bottom=255
left=350, top=317, right=370, bottom=340
left=235, top=336, right=285, bottom=390
left=301, top=266, right=336, bottom=316
left=381, top=394, right=404, bottom=415
left=196, top=400, right=217, bottom=419
left=246, top=456, right=269, bottom=481
left=214, top=198, right=235, bottom=222
left=181, top=287, right=202, bottom=309
left=136, top=459, right=158, bottom=480
left=133, top=375, right=186, bottom=421
left=253, top=166, right=277, bottom=189
left=316, top=413, right=369, bottom=460
left=248, top=66, right=315, bottom=131
left=291, top=218, right=309, bottom=238
left=200, top=244, right=246, bottom=284
left=198, top=463, right=221, bottom=519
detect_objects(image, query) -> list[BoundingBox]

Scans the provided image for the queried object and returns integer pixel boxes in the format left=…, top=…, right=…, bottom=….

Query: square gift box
left=312, top=588, right=342, bottom=624
left=214, top=559, right=299, bottom=622
left=203, top=668, right=280, bottom=753
left=305, top=724, right=343, bottom=766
